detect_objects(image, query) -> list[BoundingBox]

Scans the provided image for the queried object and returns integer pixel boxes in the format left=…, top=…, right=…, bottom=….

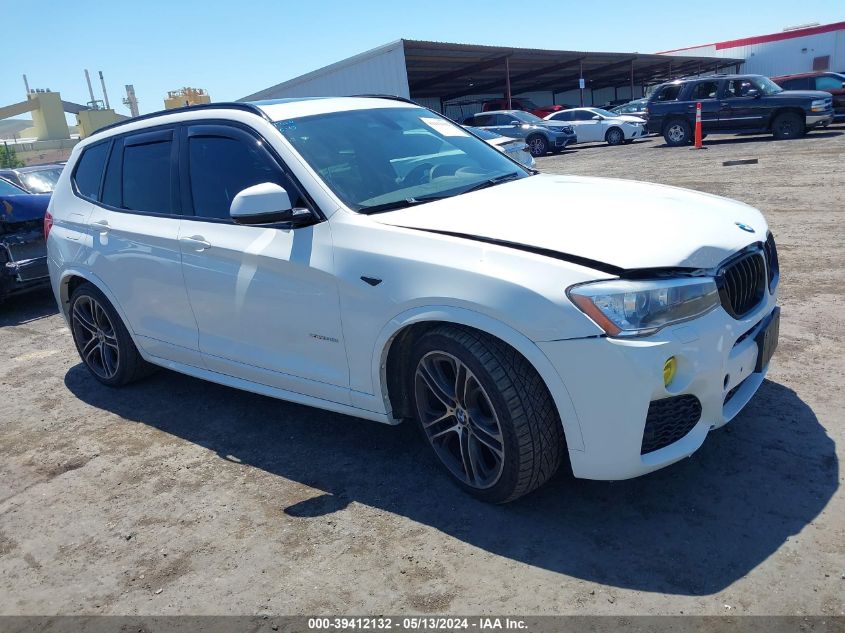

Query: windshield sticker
left=420, top=117, right=468, bottom=137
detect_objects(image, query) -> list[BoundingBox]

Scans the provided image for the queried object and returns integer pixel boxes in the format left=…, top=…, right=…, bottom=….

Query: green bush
left=0, top=144, right=24, bottom=168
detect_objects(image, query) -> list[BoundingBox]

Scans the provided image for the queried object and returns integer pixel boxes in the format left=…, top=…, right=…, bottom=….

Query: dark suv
left=646, top=74, right=834, bottom=146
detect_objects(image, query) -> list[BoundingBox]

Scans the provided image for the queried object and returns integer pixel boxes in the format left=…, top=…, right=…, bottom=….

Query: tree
left=0, top=143, right=24, bottom=168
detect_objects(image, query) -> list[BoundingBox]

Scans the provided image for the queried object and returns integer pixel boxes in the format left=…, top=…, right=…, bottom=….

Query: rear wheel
left=605, top=127, right=624, bottom=145
left=410, top=325, right=566, bottom=503
left=526, top=135, right=548, bottom=157
left=771, top=112, right=805, bottom=140
left=69, top=282, right=154, bottom=386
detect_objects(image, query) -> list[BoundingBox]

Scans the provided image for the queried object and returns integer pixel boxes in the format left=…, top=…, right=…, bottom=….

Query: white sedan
left=544, top=107, right=647, bottom=145
left=47, top=96, right=779, bottom=503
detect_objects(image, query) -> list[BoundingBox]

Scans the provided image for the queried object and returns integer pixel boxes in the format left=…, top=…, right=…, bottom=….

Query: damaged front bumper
left=1, top=227, right=49, bottom=301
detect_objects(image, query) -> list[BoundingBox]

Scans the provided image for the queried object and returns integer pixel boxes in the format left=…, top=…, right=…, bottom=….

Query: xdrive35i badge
left=735, top=222, right=755, bottom=233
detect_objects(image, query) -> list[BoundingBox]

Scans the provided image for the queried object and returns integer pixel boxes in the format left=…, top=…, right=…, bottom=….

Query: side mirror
left=746, top=88, right=761, bottom=98
left=509, top=120, right=521, bottom=126
left=592, top=114, right=602, bottom=120
left=229, top=182, right=312, bottom=226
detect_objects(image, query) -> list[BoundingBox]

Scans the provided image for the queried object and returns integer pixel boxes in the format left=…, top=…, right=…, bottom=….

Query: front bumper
left=552, top=135, right=576, bottom=148
left=539, top=289, right=778, bottom=480
left=0, top=230, right=49, bottom=300
left=806, top=112, right=834, bottom=127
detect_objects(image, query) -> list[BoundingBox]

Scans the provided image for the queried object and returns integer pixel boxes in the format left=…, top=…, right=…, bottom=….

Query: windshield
left=275, top=107, right=528, bottom=212
left=0, top=178, right=24, bottom=196
left=510, top=111, right=542, bottom=124
left=19, top=167, right=62, bottom=193
left=753, top=77, right=783, bottom=96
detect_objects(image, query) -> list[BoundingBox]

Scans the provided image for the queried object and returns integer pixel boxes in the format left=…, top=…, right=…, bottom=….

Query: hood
left=0, top=193, right=50, bottom=225
left=612, top=115, right=646, bottom=123
left=775, top=89, right=833, bottom=100
left=372, top=174, right=766, bottom=271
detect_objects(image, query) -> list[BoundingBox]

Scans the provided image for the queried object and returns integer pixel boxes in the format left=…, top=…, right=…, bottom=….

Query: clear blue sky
left=2, top=0, right=842, bottom=118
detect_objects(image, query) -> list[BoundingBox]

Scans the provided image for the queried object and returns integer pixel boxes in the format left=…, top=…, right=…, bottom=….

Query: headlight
left=567, top=278, right=720, bottom=337
left=811, top=99, right=828, bottom=112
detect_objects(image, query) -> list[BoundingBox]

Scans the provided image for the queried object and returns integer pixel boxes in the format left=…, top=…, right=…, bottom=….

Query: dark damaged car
left=0, top=177, right=51, bottom=303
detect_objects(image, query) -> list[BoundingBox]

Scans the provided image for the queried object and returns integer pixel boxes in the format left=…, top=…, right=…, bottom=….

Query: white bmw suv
left=46, top=96, right=780, bottom=503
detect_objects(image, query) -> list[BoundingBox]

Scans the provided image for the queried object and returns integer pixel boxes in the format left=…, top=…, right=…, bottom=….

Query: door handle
left=91, top=220, right=109, bottom=235
left=180, top=236, right=212, bottom=252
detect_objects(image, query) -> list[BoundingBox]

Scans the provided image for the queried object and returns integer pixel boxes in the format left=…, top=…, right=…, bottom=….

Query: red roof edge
left=656, top=20, right=845, bottom=54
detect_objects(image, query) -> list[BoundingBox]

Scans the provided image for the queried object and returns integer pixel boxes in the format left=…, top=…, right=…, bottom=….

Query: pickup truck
left=646, top=74, right=835, bottom=146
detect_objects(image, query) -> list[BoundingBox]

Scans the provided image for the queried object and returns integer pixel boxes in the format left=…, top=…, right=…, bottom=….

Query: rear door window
left=691, top=81, right=719, bottom=100
left=781, top=77, right=811, bottom=90
left=471, top=114, right=495, bottom=127
left=73, top=142, right=110, bottom=201
left=121, top=130, right=174, bottom=214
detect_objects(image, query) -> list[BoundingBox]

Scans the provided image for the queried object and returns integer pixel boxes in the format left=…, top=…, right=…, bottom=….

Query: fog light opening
left=663, top=357, right=677, bottom=387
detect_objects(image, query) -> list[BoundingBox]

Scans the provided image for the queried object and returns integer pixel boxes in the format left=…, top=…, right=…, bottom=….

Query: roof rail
left=350, top=93, right=420, bottom=105
left=91, top=102, right=273, bottom=136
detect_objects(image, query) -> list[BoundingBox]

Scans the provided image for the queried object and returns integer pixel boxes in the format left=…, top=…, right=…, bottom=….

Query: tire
left=410, top=325, right=566, bottom=503
left=526, top=135, right=548, bottom=157
left=605, top=127, right=625, bottom=145
left=69, top=282, right=155, bottom=386
left=663, top=119, right=692, bottom=146
left=771, top=112, right=805, bottom=140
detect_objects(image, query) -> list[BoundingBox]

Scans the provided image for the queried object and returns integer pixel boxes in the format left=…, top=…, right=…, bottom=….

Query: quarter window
left=188, top=135, right=301, bottom=220
left=73, top=142, right=109, bottom=201
left=122, top=139, right=173, bottom=213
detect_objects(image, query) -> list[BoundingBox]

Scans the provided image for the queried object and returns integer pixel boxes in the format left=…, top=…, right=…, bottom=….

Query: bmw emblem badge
left=735, top=222, right=755, bottom=233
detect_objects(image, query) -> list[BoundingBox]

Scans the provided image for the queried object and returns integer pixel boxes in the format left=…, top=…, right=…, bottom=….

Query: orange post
left=693, top=102, right=704, bottom=149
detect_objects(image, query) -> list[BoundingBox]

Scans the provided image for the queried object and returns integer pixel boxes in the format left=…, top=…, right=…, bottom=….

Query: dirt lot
left=1, top=127, right=843, bottom=616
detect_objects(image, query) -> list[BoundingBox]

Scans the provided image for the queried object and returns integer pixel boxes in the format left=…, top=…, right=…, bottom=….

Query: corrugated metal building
left=240, top=40, right=739, bottom=119
left=658, top=21, right=845, bottom=77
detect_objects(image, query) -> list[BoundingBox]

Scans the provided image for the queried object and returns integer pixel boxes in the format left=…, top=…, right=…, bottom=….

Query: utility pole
left=98, top=71, right=110, bottom=109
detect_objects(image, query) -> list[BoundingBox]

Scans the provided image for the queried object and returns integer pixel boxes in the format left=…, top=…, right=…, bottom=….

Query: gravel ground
left=1, top=127, right=843, bottom=616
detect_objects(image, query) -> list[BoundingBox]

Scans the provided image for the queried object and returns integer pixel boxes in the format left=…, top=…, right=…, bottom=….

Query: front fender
left=370, top=304, right=585, bottom=451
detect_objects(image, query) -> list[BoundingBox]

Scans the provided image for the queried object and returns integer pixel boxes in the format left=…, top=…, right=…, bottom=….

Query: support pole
left=630, top=59, right=635, bottom=99
left=579, top=59, right=584, bottom=107
left=99, top=71, right=110, bottom=110
left=84, top=69, right=96, bottom=109
left=505, top=57, right=512, bottom=109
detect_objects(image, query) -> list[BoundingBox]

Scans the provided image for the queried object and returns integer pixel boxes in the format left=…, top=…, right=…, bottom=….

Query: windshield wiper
left=358, top=196, right=446, bottom=215
left=358, top=172, right=524, bottom=214
left=459, top=172, right=523, bottom=195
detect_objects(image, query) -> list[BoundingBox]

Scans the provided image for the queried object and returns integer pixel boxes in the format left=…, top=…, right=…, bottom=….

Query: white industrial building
left=658, top=21, right=845, bottom=77
left=240, top=40, right=738, bottom=119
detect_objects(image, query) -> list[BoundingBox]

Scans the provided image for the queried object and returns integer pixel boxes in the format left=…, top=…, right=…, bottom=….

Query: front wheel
left=69, top=282, right=155, bottom=386
left=663, top=119, right=692, bottom=146
left=605, top=127, right=625, bottom=145
left=526, top=135, right=549, bottom=157
left=410, top=325, right=566, bottom=503
left=771, top=112, right=805, bottom=140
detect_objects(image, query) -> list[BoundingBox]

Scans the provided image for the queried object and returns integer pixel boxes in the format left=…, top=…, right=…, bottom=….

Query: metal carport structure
left=242, top=39, right=743, bottom=117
